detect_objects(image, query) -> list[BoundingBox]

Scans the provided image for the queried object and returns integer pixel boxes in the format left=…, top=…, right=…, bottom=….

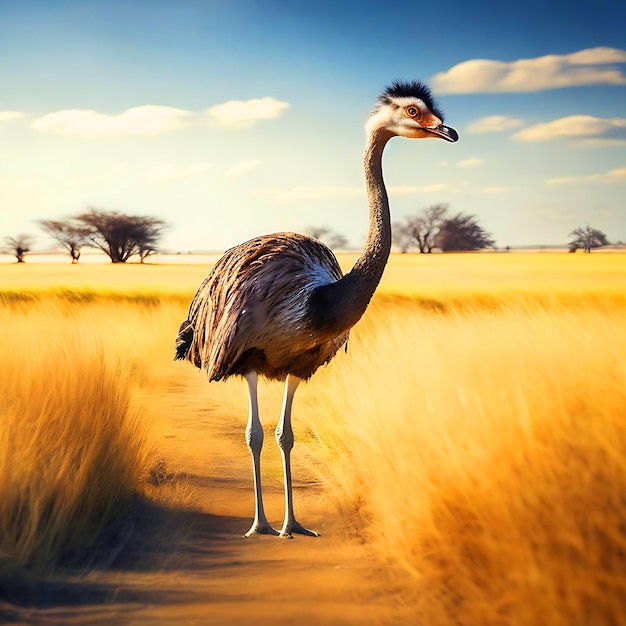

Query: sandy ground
left=3, top=377, right=412, bottom=626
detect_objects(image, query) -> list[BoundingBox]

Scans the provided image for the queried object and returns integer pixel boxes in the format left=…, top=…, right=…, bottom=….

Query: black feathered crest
left=376, top=80, right=444, bottom=121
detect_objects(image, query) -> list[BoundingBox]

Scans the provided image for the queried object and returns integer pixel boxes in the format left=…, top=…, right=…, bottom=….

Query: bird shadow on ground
left=0, top=499, right=253, bottom=621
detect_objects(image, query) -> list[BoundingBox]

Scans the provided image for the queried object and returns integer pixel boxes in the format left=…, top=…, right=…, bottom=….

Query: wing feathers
left=175, top=232, right=345, bottom=381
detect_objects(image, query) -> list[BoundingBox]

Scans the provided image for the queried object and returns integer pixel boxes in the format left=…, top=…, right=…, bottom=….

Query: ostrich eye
left=406, top=106, right=418, bottom=117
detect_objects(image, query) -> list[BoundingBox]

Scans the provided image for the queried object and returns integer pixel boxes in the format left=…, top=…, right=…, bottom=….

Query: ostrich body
left=175, top=81, right=458, bottom=538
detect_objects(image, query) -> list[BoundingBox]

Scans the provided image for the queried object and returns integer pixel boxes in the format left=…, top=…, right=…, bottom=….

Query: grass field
left=1, top=252, right=625, bottom=625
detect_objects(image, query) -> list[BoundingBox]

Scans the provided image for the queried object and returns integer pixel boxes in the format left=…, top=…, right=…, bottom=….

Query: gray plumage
left=175, top=232, right=348, bottom=381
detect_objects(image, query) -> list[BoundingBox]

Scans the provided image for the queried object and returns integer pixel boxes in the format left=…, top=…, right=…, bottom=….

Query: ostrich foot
left=244, top=520, right=279, bottom=538
left=279, top=520, right=320, bottom=539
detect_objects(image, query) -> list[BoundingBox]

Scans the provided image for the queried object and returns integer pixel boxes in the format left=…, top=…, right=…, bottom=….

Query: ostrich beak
left=428, top=124, right=459, bottom=142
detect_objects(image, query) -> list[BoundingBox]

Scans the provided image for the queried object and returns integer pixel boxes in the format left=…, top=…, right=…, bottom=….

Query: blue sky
left=1, top=0, right=625, bottom=252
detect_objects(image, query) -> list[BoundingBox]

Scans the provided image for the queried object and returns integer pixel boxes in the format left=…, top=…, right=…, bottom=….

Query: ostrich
left=175, top=81, right=458, bottom=538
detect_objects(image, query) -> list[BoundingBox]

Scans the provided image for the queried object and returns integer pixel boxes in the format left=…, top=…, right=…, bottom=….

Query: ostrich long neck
left=311, top=128, right=393, bottom=335
left=350, top=127, right=394, bottom=301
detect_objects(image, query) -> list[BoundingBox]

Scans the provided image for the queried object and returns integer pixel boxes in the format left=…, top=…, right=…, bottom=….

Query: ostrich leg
left=275, top=375, right=319, bottom=538
left=244, top=371, right=278, bottom=537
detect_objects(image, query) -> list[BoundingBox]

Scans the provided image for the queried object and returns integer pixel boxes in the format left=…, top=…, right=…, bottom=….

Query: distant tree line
left=2, top=206, right=616, bottom=263
left=3, top=209, right=167, bottom=263
left=393, top=203, right=495, bottom=253
left=392, top=204, right=616, bottom=254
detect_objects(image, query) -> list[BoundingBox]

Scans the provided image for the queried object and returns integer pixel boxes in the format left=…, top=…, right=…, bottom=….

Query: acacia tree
left=38, top=219, right=90, bottom=263
left=4, top=234, right=34, bottom=263
left=76, top=209, right=167, bottom=263
left=136, top=217, right=168, bottom=262
left=568, top=225, right=609, bottom=253
left=393, top=203, right=449, bottom=253
left=437, top=213, right=495, bottom=252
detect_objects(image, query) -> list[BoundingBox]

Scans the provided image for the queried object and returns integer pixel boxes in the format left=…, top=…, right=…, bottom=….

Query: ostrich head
left=366, top=80, right=458, bottom=142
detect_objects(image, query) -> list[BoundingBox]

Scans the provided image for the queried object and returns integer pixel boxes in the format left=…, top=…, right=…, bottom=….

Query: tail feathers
left=174, top=319, right=195, bottom=362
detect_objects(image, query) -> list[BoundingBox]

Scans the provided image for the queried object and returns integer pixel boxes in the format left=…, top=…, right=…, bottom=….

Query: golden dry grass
left=304, top=298, right=626, bottom=625
left=0, top=282, right=197, bottom=574
left=1, top=252, right=625, bottom=624
left=0, top=304, right=151, bottom=572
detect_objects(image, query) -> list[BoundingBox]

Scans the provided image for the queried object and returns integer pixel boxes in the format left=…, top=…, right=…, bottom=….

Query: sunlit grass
left=2, top=252, right=624, bottom=304
left=0, top=288, right=219, bottom=578
left=300, top=287, right=626, bottom=625
left=1, top=252, right=625, bottom=624
left=0, top=305, right=152, bottom=572
left=0, top=260, right=212, bottom=299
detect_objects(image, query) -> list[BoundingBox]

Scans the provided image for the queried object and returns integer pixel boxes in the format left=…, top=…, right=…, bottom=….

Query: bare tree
left=568, top=225, right=609, bottom=253
left=437, top=213, right=495, bottom=252
left=404, top=215, right=428, bottom=252
left=38, top=219, right=91, bottom=263
left=76, top=209, right=167, bottom=263
left=4, top=234, right=34, bottom=263
left=414, top=203, right=449, bottom=253
left=304, top=226, right=349, bottom=250
left=393, top=203, right=449, bottom=253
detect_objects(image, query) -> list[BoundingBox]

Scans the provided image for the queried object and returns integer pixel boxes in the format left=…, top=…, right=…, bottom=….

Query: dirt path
left=8, top=377, right=412, bottom=626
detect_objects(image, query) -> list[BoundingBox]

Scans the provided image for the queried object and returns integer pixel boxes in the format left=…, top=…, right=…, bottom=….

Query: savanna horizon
left=1, top=252, right=625, bottom=625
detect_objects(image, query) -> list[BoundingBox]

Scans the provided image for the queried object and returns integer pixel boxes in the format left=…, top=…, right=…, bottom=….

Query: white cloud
left=66, top=162, right=128, bottom=187
left=225, top=160, right=260, bottom=176
left=431, top=47, right=626, bottom=94
left=567, top=47, right=626, bottom=64
left=32, top=105, right=193, bottom=138
left=513, top=115, right=626, bottom=142
left=545, top=166, right=626, bottom=185
left=457, top=158, right=483, bottom=168
left=546, top=176, right=580, bottom=185
left=577, top=137, right=626, bottom=147
left=147, top=162, right=213, bottom=180
left=0, top=111, right=24, bottom=123
left=206, top=97, right=290, bottom=129
left=466, top=115, right=524, bottom=134
left=28, top=96, right=290, bottom=138
left=587, top=166, right=626, bottom=183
